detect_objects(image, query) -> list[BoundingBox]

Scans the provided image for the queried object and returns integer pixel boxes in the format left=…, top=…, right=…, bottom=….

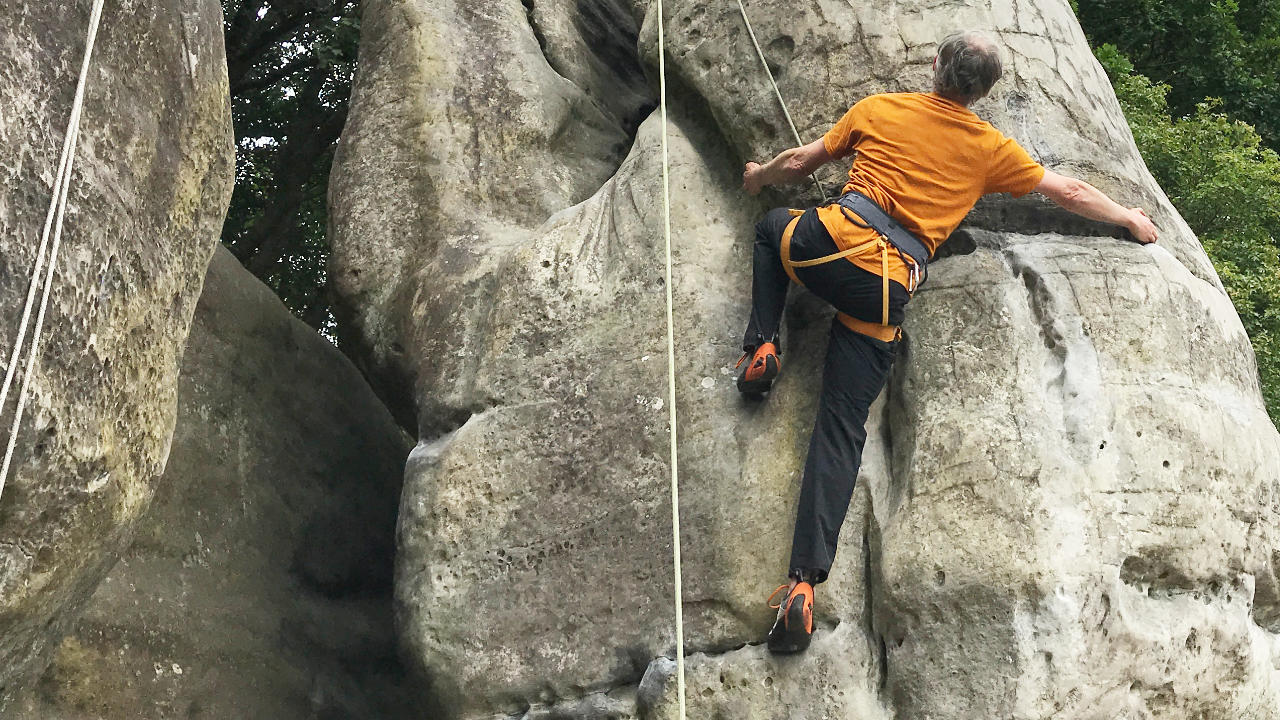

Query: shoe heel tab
left=766, top=584, right=790, bottom=609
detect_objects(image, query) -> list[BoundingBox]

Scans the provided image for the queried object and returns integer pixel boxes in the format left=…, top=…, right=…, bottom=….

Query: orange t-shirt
left=816, top=92, right=1045, bottom=287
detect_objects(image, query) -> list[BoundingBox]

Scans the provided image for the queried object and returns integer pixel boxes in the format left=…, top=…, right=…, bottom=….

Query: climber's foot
left=736, top=342, right=780, bottom=395
left=766, top=580, right=814, bottom=654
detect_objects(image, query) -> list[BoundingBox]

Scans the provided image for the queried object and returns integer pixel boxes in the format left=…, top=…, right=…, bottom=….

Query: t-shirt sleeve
left=823, top=99, right=870, bottom=159
left=984, top=133, right=1045, bottom=197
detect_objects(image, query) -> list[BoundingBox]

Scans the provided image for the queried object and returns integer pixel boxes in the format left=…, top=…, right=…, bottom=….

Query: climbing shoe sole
left=736, top=354, right=779, bottom=395
left=767, top=598, right=813, bottom=654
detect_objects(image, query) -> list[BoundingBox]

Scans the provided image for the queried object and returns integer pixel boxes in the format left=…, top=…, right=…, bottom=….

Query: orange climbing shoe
left=736, top=342, right=780, bottom=395
left=766, top=580, right=814, bottom=653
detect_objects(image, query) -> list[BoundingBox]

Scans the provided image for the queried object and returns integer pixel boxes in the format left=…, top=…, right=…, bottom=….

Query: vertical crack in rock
left=573, top=0, right=648, bottom=97
left=1251, top=549, right=1280, bottom=633
left=1015, top=263, right=1069, bottom=373
left=572, top=0, right=655, bottom=166
left=1003, top=244, right=1106, bottom=462
left=524, top=0, right=654, bottom=165
left=521, top=0, right=551, bottom=61
left=881, top=333, right=914, bottom=517
left=863, top=527, right=889, bottom=693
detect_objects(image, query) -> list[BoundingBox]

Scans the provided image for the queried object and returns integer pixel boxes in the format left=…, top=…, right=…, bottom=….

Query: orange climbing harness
left=778, top=209, right=906, bottom=343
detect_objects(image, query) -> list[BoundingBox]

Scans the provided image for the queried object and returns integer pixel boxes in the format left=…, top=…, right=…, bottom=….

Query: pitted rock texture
left=0, top=249, right=417, bottom=719
left=0, top=1, right=233, bottom=690
left=328, top=0, right=653, bottom=433
left=331, top=0, right=1280, bottom=717
left=639, top=621, right=889, bottom=720
left=390, top=107, right=862, bottom=717
left=876, top=230, right=1280, bottom=717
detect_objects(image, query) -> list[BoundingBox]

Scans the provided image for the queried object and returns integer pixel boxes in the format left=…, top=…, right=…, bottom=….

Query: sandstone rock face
left=389, top=111, right=847, bottom=717
left=1, top=248, right=416, bottom=719
left=0, top=1, right=233, bottom=690
left=328, top=0, right=653, bottom=432
left=331, top=0, right=1280, bottom=717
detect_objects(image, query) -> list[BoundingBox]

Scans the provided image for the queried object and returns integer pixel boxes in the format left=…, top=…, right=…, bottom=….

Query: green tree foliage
left=1077, top=0, right=1280, bottom=149
left=220, top=1, right=359, bottom=331
left=1095, top=46, right=1280, bottom=422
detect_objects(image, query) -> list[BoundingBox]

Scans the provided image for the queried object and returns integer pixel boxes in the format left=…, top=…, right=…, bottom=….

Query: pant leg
left=741, top=208, right=798, bottom=351
left=787, top=318, right=896, bottom=584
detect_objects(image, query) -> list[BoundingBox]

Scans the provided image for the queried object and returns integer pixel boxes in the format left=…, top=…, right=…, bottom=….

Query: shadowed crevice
left=965, top=194, right=1135, bottom=240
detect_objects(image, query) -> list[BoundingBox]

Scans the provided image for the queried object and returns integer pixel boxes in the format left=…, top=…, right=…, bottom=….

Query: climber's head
left=932, top=31, right=1003, bottom=105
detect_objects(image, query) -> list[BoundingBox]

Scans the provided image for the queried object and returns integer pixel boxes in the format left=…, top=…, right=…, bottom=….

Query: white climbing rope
left=0, top=0, right=107, bottom=500
left=735, top=0, right=828, bottom=201
left=655, top=0, right=687, bottom=717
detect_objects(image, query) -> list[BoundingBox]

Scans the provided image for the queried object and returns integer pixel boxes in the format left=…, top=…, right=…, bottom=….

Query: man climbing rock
left=740, top=30, right=1160, bottom=654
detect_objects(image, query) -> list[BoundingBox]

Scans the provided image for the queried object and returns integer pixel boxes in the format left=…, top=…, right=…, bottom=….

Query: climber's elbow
left=786, top=138, right=833, bottom=177
left=1036, top=170, right=1088, bottom=211
left=782, top=148, right=808, bottom=175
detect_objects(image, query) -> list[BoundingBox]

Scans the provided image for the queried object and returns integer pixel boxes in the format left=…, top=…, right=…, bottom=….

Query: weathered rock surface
left=328, top=0, right=653, bottom=433
left=639, top=621, right=889, bottom=720
left=1, top=248, right=417, bottom=719
left=0, top=1, right=233, bottom=690
left=389, top=106, right=840, bottom=717
left=332, top=0, right=1280, bottom=717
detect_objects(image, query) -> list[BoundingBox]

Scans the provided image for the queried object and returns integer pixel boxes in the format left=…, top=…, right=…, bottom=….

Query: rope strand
left=0, top=0, right=107, bottom=499
left=655, top=0, right=687, bottom=717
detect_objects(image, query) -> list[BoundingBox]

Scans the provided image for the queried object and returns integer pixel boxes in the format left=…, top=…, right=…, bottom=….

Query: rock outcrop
left=1, top=248, right=417, bottom=719
left=328, top=0, right=654, bottom=434
left=331, top=0, right=1280, bottom=717
left=0, top=1, right=233, bottom=690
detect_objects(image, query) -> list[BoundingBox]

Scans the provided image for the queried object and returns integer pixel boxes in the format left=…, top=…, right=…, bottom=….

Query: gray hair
left=933, top=31, right=1003, bottom=105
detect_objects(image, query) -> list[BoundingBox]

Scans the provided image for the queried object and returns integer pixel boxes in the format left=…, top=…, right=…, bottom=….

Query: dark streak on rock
left=964, top=194, right=1134, bottom=241
left=521, top=0, right=551, bottom=60
left=864, top=526, right=889, bottom=692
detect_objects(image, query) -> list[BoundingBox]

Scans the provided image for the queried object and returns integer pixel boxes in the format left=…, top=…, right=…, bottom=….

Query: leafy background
left=218, top=0, right=1280, bottom=422
left=1078, top=0, right=1280, bottom=423
left=219, top=0, right=358, bottom=334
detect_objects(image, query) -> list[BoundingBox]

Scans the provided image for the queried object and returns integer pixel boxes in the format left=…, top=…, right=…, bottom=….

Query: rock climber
left=739, top=30, right=1159, bottom=654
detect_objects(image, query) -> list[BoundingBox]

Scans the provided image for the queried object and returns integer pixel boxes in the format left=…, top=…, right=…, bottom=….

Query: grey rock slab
left=636, top=478, right=889, bottom=720
left=0, top=0, right=233, bottom=691
left=1, top=248, right=417, bottom=719
left=638, top=621, right=889, bottom=720
left=873, top=231, right=1280, bottom=718
left=393, top=106, right=857, bottom=718
left=328, top=0, right=654, bottom=432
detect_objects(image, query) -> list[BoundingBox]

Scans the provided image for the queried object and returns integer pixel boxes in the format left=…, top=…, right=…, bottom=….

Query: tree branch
left=231, top=53, right=320, bottom=96
left=240, top=73, right=348, bottom=277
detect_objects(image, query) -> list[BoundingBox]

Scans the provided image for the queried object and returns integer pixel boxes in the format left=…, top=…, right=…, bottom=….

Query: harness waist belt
left=833, top=191, right=930, bottom=285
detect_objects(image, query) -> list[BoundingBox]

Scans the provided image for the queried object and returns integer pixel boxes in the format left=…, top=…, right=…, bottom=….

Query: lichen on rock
left=0, top=0, right=234, bottom=692
left=2, top=248, right=417, bottom=719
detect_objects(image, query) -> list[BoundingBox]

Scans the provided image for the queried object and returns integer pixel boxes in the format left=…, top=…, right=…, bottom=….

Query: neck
left=931, top=90, right=969, bottom=106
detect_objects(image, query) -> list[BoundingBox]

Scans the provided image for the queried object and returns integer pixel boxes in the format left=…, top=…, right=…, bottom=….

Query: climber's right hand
left=743, top=162, right=764, bottom=196
left=1127, top=208, right=1158, bottom=244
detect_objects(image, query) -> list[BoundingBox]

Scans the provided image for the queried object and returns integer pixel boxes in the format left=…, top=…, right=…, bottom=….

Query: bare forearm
left=742, top=138, right=832, bottom=195
left=756, top=147, right=812, bottom=187
left=1034, top=170, right=1159, bottom=244
left=1057, top=180, right=1135, bottom=227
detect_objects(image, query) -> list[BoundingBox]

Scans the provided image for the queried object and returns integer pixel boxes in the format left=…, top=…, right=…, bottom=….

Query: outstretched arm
left=742, top=138, right=834, bottom=195
left=1034, top=170, right=1159, bottom=244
